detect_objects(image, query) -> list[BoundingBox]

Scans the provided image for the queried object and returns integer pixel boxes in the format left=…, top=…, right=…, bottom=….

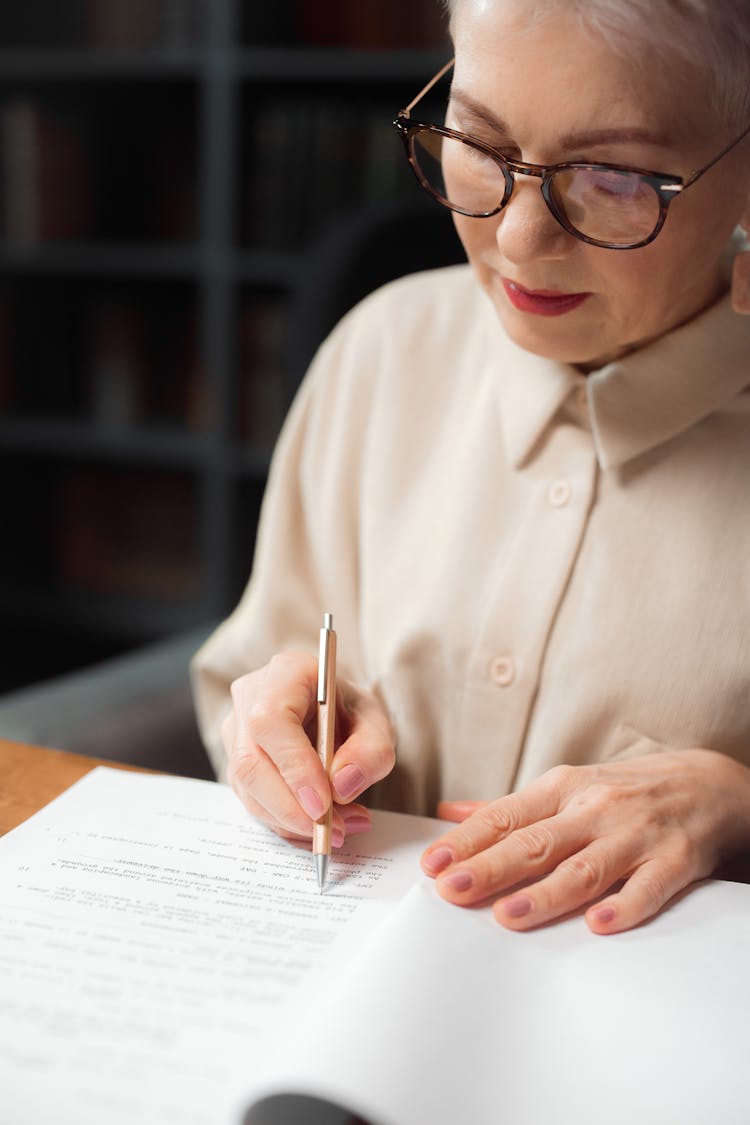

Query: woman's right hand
left=221, top=652, right=396, bottom=846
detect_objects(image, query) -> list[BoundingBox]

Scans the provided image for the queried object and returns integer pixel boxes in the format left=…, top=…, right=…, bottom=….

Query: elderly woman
left=192, top=0, right=750, bottom=935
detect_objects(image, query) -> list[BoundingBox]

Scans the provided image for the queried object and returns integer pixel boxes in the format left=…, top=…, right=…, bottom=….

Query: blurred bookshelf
left=0, top=0, right=450, bottom=691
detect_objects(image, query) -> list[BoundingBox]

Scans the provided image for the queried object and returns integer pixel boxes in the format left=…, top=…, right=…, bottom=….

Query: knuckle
left=245, top=697, right=283, bottom=740
left=668, top=831, right=696, bottom=873
left=365, top=733, right=396, bottom=778
left=516, top=824, right=555, bottom=865
left=546, top=763, right=577, bottom=792
left=227, top=746, right=264, bottom=793
left=481, top=802, right=517, bottom=839
left=560, top=852, right=604, bottom=895
left=636, top=866, right=668, bottom=910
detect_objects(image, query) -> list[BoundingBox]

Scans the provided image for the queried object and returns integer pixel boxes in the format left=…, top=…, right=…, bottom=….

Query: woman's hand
left=421, top=750, right=750, bottom=934
left=221, top=652, right=395, bottom=846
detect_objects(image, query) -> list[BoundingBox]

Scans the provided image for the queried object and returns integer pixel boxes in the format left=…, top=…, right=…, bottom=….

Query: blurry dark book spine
left=1, top=97, right=93, bottom=243
left=238, top=298, right=285, bottom=447
left=0, top=295, right=11, bottom=413
left=294, top=0, right=446, bottom=47
left=85, top=0, right=198, bottom=48
left=244, top=100, right=409, bottom=250
left=86, top=300, right=146, bottom=427
left=56, top=469, right=199, bottom=599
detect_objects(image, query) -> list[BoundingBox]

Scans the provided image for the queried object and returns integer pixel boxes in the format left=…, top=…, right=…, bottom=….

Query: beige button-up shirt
left=192, top=260, right=750, bottom=816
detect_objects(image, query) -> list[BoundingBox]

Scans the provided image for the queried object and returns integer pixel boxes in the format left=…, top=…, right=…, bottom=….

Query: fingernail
left=502, top=895, right=533, bottom=919
left=297, top=786, right=325, bottom=820
left=440, top=870, right=473, bottom=893
left=342, top=814, right=371, bottom=835
left=423, top=847, right=453, bottom=875
left=593, top=906, right=616, bottom=925
left=333, top=764, right=365, bottom=801
left=332, top=827, right=345, bottom=848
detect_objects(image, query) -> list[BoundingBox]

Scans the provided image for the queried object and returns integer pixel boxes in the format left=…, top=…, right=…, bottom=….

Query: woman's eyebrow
left=559, top=126, right=672, bottom=149
left=449, top=88, right=670, bottom=149
left=449, top=88, right=510, bottom=134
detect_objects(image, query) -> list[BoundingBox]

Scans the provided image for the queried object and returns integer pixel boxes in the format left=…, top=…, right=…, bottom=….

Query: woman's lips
left=502, top=278, right=590, bottom=316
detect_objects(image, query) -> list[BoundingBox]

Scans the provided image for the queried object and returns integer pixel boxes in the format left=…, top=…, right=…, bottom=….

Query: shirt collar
left=587, top=290, right=750, bottom=470
left=485, top=235, right=750, bottom=472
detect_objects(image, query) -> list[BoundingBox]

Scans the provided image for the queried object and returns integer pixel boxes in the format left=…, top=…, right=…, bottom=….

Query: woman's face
left=449, top=1, right=750, bottom=368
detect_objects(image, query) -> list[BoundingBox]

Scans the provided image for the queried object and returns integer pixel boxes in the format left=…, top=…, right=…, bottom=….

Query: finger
left=235, top=774, right=349, bottom=848
left=585, top=857, right=692, bottom=935
left=437, top=800, right=489, bottom=822
left=422, top=774, right=567, bottom=877
left=330, top=689, right=395, bottom=805
left=229, top=740, right=343, bottom=839
left=434, top=811, right=592, bottom=906
left=491, top=836, right=636, bottom=930
left=338, top=802, right=372, bottom=837
left=232, top=653, right=332, bottom=818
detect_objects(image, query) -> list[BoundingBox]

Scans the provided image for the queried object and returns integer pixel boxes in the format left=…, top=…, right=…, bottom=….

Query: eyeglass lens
left=410, top=130, right=662, bottom=246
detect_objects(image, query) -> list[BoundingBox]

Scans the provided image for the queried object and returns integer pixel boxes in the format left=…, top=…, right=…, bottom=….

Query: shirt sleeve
left=189, top=306, right=377, bottom=781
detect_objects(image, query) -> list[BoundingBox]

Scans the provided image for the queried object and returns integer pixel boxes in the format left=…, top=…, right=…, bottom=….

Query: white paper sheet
left=247, top=878, right=750, bottom=1125
left=2, top=767, right=749, bottom=1125
left=0, top=767, right=443, bottom=1125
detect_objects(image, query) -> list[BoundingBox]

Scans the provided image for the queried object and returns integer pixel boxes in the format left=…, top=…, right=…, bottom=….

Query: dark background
left=0, top=0, right=456, bottom=695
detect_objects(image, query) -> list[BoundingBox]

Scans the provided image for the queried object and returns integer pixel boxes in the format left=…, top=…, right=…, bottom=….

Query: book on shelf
left=0, top=294, right=11, bottom=413
left=0, top=766, right=748, bottom=1125
left=56, top=469, right=199, bottom=600
left=85, top=0, right=199, bottom=48
left=86, top=299, right=146, bottom=427
left=0, top=96, right=93, bottom=244
left=238, top=297, right=285, bottom=447
left=293, top=0, right=446, bottom=48
left=244, top=101, right=410, bottom=250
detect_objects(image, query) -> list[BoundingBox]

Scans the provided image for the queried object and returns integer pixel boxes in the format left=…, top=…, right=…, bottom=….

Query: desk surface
left=0, top=740, right=149, bottom=837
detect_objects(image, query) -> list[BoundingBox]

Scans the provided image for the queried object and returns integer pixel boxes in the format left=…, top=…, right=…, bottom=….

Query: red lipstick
left=502, top=279, right=590, bottom=316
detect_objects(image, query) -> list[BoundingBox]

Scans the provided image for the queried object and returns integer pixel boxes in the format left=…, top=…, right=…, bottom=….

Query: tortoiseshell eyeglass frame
left=393, top=59, right=750, bottom=250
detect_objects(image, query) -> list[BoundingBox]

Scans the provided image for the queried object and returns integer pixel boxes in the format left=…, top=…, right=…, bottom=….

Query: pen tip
left=316, top=853, right=329, bottom=893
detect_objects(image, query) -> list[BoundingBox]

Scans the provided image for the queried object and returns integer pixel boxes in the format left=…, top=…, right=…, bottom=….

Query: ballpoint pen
left=313, top=612, right=337, bottom=892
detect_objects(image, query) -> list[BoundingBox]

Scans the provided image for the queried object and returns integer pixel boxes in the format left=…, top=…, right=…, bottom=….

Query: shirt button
left=548, top=479, right=572, bottom=507
left=490, top=656, right=516, bottom=686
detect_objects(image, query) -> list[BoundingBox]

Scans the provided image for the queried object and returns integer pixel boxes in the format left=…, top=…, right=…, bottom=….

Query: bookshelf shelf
left=0, top=0, right=450, bottom=691
left=0, top=418, right=212, bottom=467
left=0, top=242, right=202, bottom=278
left=0, top=48, right=204, bottom=80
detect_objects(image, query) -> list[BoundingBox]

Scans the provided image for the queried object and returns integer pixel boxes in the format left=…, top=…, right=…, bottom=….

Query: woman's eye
left=582, top=169, right=644, bottom=198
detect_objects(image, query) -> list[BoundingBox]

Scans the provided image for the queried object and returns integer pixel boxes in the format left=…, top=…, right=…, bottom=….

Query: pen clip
left=317, top=613, right=333, bottom=703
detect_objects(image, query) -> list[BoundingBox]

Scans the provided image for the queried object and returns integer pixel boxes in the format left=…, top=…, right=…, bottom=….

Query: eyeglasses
left=394, top=59, right=750, bottom=250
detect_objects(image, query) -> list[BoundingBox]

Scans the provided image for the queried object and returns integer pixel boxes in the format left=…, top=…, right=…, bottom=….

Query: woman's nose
left=495, top=174, right=573, bottom=263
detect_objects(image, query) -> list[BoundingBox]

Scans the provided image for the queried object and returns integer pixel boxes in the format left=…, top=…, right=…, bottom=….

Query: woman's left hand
left=421, top=749, right=750, bottom=934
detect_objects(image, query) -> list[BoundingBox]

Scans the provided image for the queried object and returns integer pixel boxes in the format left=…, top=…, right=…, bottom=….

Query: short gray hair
left=443, top=0, right=750, bottom=129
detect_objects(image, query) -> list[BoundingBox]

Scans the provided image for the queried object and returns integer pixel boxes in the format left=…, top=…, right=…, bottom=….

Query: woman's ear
left=731, top=199, right=750, bottom=314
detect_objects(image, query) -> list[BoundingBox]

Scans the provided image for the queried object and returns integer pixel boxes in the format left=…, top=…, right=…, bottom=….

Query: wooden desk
left=0, top=739, right=150, bottom=837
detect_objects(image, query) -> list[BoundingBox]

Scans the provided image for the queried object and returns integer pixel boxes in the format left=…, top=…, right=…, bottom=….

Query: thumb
left=437, top=799, right=490, bottom=822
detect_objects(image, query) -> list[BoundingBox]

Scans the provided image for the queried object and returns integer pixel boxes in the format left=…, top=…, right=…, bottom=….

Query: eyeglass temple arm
left=400, top=58, right=455, bottom=119
left=683, top=119, right=750, bottom=187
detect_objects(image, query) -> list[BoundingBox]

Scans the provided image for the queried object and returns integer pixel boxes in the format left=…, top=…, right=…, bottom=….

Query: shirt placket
left=450, top=414, right=599, bottom=798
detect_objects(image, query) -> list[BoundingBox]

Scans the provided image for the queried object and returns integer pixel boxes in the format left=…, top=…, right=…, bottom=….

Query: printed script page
left=0, top=767, right=443, bottom=1125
